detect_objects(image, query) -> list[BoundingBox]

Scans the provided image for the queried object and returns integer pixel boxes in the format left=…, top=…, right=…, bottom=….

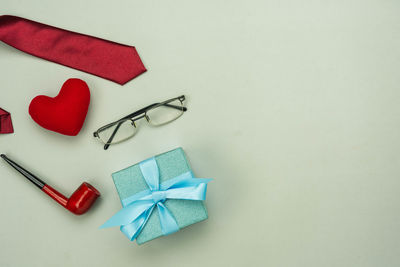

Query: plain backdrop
left=1, top=0, right=400, bottom=266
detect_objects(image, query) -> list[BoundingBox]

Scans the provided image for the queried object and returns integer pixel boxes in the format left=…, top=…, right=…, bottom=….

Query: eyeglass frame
left=93, top=95, right=187, bottom=150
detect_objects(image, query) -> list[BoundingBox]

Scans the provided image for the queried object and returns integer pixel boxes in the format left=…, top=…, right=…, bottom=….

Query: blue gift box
left=106, top=147, right=210, bottom=244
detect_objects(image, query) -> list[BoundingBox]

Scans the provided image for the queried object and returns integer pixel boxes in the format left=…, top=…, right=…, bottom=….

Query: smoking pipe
left=1, top=154, right=100, bottom=215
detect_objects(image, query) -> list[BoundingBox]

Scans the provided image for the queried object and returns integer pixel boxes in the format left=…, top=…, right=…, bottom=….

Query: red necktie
left=0, top=15, right=146, bottom=85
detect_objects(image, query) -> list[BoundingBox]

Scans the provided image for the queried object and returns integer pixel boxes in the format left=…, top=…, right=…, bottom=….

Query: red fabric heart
left=29, top=78, right=90, bottom=136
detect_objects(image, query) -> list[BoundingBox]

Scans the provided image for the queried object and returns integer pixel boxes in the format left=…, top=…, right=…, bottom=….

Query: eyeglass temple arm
left=164, top=103, right=187, bottom=111
left=121, top=103, right=158, bottom=120
left=103, top=121, right=123, bottom=150
left=120, top=103, right=186, bottom=121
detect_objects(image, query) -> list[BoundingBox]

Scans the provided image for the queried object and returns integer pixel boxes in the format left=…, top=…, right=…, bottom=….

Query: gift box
left=101, top=147, right=212, bottom=244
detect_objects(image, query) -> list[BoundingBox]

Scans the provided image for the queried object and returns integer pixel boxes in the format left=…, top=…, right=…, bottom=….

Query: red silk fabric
left=0, top=108, right=14, bottom=134
left=0, top=15, right=146, bottom=85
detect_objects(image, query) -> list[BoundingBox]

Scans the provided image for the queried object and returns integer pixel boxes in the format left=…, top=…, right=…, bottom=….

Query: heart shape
left=29, top=78, right=90, bottom=136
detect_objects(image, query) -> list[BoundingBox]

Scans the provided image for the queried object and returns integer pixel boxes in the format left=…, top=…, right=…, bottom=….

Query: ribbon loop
left=139, top=157, right=160, bottom=191
left=101, top=157, right=211, bottom=242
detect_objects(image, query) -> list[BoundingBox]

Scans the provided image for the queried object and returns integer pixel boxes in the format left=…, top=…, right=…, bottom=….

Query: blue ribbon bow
left=100, top=157, right=212, bottom=241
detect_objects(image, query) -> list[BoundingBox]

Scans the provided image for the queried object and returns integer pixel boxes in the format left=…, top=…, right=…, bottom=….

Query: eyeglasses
left=93, top=95, right=187, bottom=150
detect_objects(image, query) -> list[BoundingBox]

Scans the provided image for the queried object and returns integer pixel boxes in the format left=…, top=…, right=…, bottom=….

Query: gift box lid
left=112, top=147, right=208, bottom=244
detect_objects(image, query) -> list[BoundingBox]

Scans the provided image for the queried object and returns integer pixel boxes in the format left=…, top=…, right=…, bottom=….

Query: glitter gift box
left=105, top=147, right=211, bottom=244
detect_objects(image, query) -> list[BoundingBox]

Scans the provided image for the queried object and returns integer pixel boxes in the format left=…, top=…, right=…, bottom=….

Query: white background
left=1, top=1, right=400, bottom=266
